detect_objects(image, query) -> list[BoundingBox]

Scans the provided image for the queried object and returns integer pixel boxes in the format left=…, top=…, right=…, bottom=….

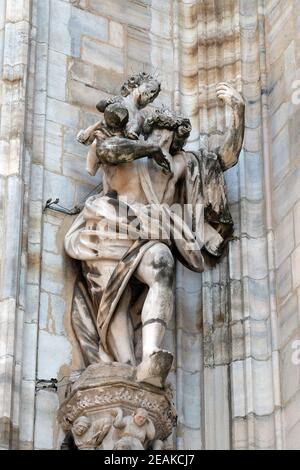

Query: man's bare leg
left=134, top=243, right=174, bottom=386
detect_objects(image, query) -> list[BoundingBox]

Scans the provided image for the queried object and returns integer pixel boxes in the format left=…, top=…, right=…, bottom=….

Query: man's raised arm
left=215, top=82, right=245, bottom=171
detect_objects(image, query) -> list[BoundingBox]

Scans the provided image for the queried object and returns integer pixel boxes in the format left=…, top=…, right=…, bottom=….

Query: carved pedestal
left=58, top=363, right=177, bottom=450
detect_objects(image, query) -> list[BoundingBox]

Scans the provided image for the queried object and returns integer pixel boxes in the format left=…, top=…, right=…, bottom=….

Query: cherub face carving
left=133, top=408, right=148, bottom=427
left=73, top=416, right=91, bottom=436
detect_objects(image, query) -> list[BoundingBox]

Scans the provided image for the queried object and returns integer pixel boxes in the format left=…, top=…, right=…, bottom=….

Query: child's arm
left=77, top=120, right=103, bottom=146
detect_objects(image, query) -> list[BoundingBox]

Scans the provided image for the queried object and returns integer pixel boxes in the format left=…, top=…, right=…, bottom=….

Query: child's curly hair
left=120, top=72, right=161, bottom=97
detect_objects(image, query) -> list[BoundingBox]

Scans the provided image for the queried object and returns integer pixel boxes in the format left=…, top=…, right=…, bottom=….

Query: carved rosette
left=58, top=363, right=177, bottom=450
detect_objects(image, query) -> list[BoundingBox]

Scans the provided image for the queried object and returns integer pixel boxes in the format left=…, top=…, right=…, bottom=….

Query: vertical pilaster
left=0, top=0, right=32, bottom=450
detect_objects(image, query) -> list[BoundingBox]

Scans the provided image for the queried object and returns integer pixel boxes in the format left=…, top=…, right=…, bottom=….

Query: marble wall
left=265, top=0, right=300, bottom=450
left=0, top=0, right=300, bottom=450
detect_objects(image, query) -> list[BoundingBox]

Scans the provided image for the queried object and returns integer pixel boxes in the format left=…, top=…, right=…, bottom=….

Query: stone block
left=39, top=292, right=66, bottom=336
left=42, top=220, right=60, bottom=254
left=274, top=211, right=294, bottom=268
left=93, top=65, right=124, bottom=95
left=285, top=418, right=300, bottom=449
left=288, top=106, right=300, bottom=163
left=37, top=330, right=72, bottom=380
left=150, top=8, right=172, bottom=39
left=45, top=121, right=63, bottom=173
left=25, top=283, right=40, bottom=324
left=179, top=426, right=202, bottom=450
left=271, top=102, right=290, bottom=139
left=49, top=0, right=71, bottom=55
left=245, top=236, right=269, bottom=280
left=276, top=256, right=292, bottom=307
left=68, top=59, right=94, bottom=86
left=44, top=170, right=76, bottom=211
left=239, top=151, right=264, bottom=202
left=284, top=389, right=300, bottom=433
left=272, top=124, right=290, bottom=189
left=175, top=288, right=202, bottom=335
left=27, top=241, right=42, bottom=285
left=240, top=199, right=265, bottom=239
left=88, top=0, right=150, bottom=30
left=294, top=200, right=300, bottom=247
left=268, top=6, right=294, bottom=65
left=28, top=200, right=42, bottom=246
left=269, top=71, right=286, bottom=117
left=292, top=244, right=300, bottom=290
left=249, top=319, right=272, bottom=361
left=0, top=299, right=16, bottom=359
left=231, top=357, right=275, bottom=418
left=279, top=294, right=299, bottom=350
left=19, top=379, right=35, bottom=448
left=204, top=365, right=230, bottom=450
left=176, top=331, right=202, bottom=373
left=109, top=21, right=124, bottom=48
left=30, top=163, right=43, bottom=202
left=68, top=79, right=110, bottom=110
left=35, top=43, right=48, bottom=93
left=5, top=0, right=30, bottom=23
left=251, top=358, right=275, bottom=416
left=69, top=6, right=108, bottom=57
left=232, top=417, right=248, bottom=449
left=22, top=322, right=38, bottom=381
left=34, top=389, right=59, bottom=449
left=1, top=176, right=23, bottom=298
left=273, top=165, right=300, bottom=226
left=41, top=250, right=67, bottom=296
left=82, top=37, right=124, bottom=74
left=47, top=98, right=80, bottom=129
left=180, top=369, right=202, bottom=429
left=284, top=41, right=297, bottom=96
left=36, top=0, right=50, bottom=43
left=0, top=355, right=14, bottom=419
left=213, top=325, right=230, bottom=365
left=128, top=26, right=150, bottom=64
left=47, top=49, right=67, bottom=101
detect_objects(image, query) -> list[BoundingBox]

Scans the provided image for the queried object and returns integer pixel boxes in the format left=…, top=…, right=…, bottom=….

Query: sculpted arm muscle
left=215, top=83, right=245, bottom=170
left=96, top=137, right=171, bottom=173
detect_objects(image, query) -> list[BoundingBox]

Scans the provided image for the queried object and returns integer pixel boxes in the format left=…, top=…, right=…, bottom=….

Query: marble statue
left=65, top=74, right=244, bottom=385
left=61, top=73, right=244, bottom=449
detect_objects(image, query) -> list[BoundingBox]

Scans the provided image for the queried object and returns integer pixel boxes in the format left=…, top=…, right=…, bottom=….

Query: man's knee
left=151, top=246, right=174, bottom=287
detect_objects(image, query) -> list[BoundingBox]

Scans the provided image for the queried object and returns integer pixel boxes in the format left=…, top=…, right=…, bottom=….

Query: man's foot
left=136, top=349, right=173, bottom=388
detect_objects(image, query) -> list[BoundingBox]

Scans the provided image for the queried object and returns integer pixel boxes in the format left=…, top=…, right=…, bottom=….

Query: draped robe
left=65, top=149, right=234, bottom=365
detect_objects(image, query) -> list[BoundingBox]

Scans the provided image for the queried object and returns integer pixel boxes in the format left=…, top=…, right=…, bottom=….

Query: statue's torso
left=102, top=151, right=186, bottom=206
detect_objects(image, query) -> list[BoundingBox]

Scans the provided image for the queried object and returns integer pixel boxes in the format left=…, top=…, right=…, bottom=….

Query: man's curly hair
left=143, top=106, right=191, bottom=137
left=120, top=72, right=161, bottom=97
left=143, top=107, right=191, bottom=153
